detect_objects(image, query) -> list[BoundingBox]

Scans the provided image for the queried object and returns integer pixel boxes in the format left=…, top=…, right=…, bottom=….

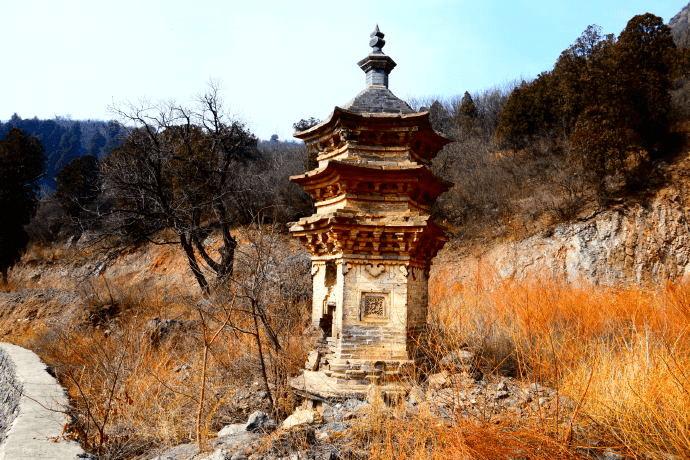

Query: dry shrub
left=428, top=266, right=690, bottom=457
left=17, top=226, right=312, bottom=458
left=30, top=285, right=202, bottom=458
left=29, top=278, right=309, bottom=458
left=428, top=262, right=516, bottom=376
left=350, top=402, right=582, bottom=460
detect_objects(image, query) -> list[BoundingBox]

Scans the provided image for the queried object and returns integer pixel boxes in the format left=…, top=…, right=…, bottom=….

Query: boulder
left=427, top=371, right=448, bottom=390
left=305, top=350, right=320, bottom=371
left=281, top=408, right=315, bottom=430
left=245, top=411, right=276, bottom=433
left=218, top=411, right=276, bottom=437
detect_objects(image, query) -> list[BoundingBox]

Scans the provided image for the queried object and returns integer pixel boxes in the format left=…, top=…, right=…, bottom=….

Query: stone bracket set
left=310, top=260, right=427, bottom=280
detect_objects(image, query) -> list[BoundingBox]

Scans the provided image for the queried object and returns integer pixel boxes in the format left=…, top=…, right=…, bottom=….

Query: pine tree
left=0, top=129, right=46, bottom=282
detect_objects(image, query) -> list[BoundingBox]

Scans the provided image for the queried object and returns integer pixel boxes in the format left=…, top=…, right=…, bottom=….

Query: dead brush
left=31, top=307, right=200, bottom=458
left=346, top=398, right=583, bottom=459
left=427, top=263, right=520, bottom=378
left=0, top=274, right=22, bottom=292
left=21, top=239, right=70, bottom=263
left=428, top=266, right=690, bottom=457
left=255, top=425, right=324, bottom=459
left=23, top=279, right=229, bottom=458
left=0, top=224, right=312, bottom=458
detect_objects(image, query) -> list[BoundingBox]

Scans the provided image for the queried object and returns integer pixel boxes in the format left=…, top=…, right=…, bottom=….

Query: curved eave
left=289, top=210, right=447, bottom=232
left=288, top=212, right=449, bottom=260
left=293, top=107, right=453, bottom=149
left=290, top=160, right=452, bottom=196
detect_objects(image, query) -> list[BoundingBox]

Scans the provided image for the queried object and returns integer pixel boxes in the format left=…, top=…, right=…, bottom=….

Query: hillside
left=437, top=142, right=690, bottom=287
left=3, top=213, right=690, bottom=458
left=0, top=116, right=124, bottom=191
left=670, top=1, right=690, bottom=47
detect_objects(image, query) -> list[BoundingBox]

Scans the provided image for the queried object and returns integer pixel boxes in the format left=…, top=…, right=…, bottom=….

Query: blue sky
left=1, top=0, right=686, bottom=140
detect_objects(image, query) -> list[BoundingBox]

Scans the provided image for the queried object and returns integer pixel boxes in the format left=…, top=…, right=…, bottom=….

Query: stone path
left=0, top=342, right=84, bottom=460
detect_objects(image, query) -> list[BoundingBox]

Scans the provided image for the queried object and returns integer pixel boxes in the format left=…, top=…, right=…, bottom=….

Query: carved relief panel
left=360, top=292, right=388, bottom=321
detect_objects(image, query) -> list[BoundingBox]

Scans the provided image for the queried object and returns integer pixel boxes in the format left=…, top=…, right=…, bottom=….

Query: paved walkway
left=0, top=342, right=84, bottom=460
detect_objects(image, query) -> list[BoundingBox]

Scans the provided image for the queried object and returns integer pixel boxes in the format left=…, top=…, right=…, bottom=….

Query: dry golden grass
left=17, top=276, right=310, bottom=458
left=347, top=394, right=584, bottom=460
left=429, top=264, right=690, bottom=458
left=24, top=285, right=200, bottom=457
left=1, top=226, right=312, bottom=458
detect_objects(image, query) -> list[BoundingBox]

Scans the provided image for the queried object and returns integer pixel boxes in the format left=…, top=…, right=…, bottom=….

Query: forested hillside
left=424, top=12, right=690, bottom=246
left=670, top=1, right=690, bottom=47
left=0, top=115, right=124, bottom=191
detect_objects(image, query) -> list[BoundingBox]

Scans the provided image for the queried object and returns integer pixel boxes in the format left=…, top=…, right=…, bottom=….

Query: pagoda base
left=290, top=370, right=410, bottom=403
left=290, top=357, right=415, bottom=403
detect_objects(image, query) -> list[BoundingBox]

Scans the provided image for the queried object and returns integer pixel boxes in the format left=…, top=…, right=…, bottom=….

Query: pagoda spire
left=358, top=25, right=396, bottom=88
left=369, top=24, right=385, bottom=53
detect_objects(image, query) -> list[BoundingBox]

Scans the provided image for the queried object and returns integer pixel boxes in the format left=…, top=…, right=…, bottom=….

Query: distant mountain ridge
left=0, top=115, right=124, bottom=191
left=669, top=1, right=690, bottom=47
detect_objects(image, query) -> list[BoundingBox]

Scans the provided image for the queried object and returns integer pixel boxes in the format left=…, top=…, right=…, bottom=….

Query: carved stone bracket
left=399, top=265, right=409, bottom=277
left=343, top=262, right=354, bottom=275
left=365, top=263, right=385, bottom=278
left=311, top=264, right=321, bottom=277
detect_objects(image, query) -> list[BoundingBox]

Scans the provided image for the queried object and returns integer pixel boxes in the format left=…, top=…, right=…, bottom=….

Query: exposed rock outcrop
left=456, top=180, right=690, bottom=286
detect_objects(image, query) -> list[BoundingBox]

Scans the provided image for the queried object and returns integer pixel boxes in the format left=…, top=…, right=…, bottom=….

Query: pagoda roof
left=341, top=86, right=414, bottom=115
left=289, top=210, right=448, bottom=261
left=290, top=160, right=452, bottom=198
left=291, top=208, right=439, bottom=229
left=293, top=106, right=451, bottom=152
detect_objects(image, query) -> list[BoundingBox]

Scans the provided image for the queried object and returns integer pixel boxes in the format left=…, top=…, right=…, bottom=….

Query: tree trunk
left=252, top=301, right=274, bottom=412
left=219, top=229, right=237, bottom=279
left=180, top=233, right=210, bottom=294
left=196, top=340, right=209, bottom=451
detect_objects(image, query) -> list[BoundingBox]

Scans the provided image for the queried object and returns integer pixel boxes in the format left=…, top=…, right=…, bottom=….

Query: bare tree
left=100, top=84, right=259, bottom=293
left=226, top=223, right=310, bottom=415
left=190, top=223, right=310, bottom=418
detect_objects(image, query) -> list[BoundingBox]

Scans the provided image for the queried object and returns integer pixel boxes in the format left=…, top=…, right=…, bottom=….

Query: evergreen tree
left=0, top=129, right=46, bottom=282
left=55, top=154, right=100, bottom=226
left=497, top=72, right=559, bottom=149
left=454, top=91, right=479, bottom=140
left=459, top=91, right=478, bottom=118
left=498, top=14, right=677, bottom=186
left=614, top=13, right=676, bottom=157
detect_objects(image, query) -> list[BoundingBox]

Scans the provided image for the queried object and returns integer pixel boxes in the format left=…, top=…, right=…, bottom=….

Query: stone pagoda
left=290, top=26, right=452, bottom=400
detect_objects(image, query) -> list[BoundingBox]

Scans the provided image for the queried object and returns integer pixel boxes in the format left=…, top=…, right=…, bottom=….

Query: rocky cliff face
left=452, top=158, right=690, bottom=286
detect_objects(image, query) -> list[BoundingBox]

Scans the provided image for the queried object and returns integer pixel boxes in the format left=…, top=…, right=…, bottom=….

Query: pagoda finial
left=358, top=25, right=396, bottom=87
left=369, top=25, right=385, bottom=54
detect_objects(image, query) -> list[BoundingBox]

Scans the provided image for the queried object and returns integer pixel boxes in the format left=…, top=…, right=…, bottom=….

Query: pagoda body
left=290, top=27, right=452, bottom=400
